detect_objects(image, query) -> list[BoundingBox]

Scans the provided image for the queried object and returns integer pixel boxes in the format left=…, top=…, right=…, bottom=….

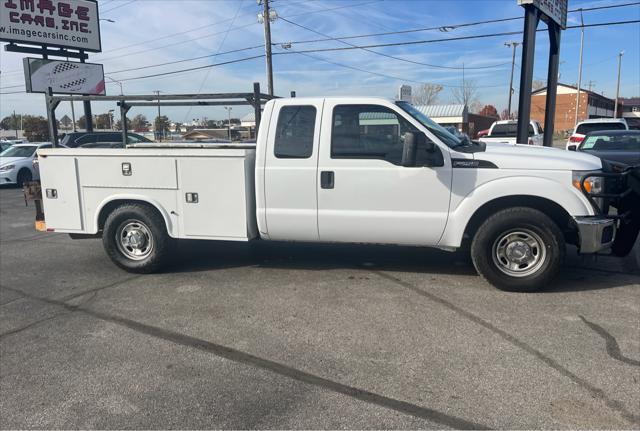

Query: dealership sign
left=517, top=0, right=567, bottom=29
left=23, top=57, right=105, bottom=94
left=0, top=0, right=101, bottom=52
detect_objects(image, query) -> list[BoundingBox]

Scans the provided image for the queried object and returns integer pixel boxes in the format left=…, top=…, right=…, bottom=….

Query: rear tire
left=471, top=207, right=565, bottom=292
left=102, top=203, right=173, bottom=273
left=16, top=169, right=32, bottom=187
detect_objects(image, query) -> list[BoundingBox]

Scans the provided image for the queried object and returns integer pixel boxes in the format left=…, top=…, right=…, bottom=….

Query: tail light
left=569, top=135, right=584, bottom=143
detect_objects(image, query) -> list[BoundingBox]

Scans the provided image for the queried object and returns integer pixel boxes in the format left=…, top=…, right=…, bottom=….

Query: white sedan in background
left=0, top=143, right=51, bottom=186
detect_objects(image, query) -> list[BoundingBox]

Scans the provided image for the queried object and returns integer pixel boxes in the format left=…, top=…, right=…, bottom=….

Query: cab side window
left=274, top=105, right=316, bottom=159
left=331, top=104, right=423, bottom=165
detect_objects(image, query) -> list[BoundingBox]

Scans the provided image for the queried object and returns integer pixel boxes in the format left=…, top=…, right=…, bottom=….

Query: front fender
left=438, top=175, right=595, bottom=248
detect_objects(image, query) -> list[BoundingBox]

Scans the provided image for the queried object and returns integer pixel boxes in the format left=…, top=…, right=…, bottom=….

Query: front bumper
left=0, top=170, right=17, bottom=184
left=574, top=216, right=616, bottom=254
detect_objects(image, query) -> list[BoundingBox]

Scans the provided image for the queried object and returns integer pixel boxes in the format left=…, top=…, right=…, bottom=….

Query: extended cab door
left=263, top=99, right=324, bottom=241
left=317, top=101, right=452, bottom=246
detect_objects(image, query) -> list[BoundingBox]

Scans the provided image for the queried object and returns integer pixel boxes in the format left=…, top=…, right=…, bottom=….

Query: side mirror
left=402, top=132, right=418, bottom=167
left=568, top=145, right=577, bottom=151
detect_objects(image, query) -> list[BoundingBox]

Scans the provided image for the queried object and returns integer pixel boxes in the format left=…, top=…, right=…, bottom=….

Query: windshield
left=0, top=145, right=37, bottom=158
left=580, top=133, right=640, bottom=151
left=395, top=101, right=463, bottom=148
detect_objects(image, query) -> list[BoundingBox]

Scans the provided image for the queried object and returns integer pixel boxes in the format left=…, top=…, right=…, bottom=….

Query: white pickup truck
left=33, top=97, right=639, bottom=292
left=479, top=120, right=544, bottom=146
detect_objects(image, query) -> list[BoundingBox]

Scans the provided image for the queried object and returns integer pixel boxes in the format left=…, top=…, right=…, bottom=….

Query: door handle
left=320, top=171, right=334, bottom=189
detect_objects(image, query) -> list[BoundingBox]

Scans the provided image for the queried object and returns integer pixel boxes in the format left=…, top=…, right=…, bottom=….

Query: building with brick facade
left=531, top=83, right=622, bottom=133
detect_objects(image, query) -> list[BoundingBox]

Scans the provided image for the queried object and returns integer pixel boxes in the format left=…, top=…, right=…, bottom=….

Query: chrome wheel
left=115, top=220, right=154, bottom=261
left=492, top=229, right=546, bottom=278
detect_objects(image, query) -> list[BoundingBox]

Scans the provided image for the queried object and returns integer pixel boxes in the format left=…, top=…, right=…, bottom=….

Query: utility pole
left=224, top=107, right=232, bottom=141
left=614, top=50, right=624, bottom=118
left=574, top=9, right=584, bottom=126
left=13, top=110, right=18, bottom=138
left=587, top=80, right=596, bottom=92
left=505, top=41, right=520, bottom=118
left=259, top=0, right=275, bottom=96
left=154, top=90, right=162, bottom=141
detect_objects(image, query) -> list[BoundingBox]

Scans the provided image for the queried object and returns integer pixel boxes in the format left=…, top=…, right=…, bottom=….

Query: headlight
left=0, top=164, right=15, bottom=172
left=572, top=171, right=604, bottom=195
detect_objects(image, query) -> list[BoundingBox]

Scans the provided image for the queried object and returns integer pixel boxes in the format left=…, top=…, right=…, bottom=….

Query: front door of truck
left=263, top=100, right=323, bottom=241
left=317, top=102, right=452, bottom=246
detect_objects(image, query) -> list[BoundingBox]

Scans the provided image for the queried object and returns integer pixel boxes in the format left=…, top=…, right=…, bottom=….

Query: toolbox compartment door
left=177, top=157, right=253, bottom=239
left=40, top=156, right=83, bottom=231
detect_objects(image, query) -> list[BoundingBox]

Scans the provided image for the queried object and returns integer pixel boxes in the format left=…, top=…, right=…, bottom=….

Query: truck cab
left=32, top=97, right=639, bottom=292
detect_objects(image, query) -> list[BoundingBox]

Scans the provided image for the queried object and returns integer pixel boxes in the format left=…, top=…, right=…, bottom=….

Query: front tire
left=471, top=207, right=565, bottom=292
left=102, top=203, right=173, bottom=273
left=16, top=169, right=32, bottom=187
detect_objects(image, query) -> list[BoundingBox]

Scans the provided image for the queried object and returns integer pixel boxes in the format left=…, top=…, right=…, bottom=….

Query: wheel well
left=17, top=167, right=31, bottom=176
left=97, top=199, right=165, bottom=231
left=463, top=195, right=577, bottom=245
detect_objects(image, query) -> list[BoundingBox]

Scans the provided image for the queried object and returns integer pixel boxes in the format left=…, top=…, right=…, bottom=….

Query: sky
left=0, top=0, right=639, bottom=123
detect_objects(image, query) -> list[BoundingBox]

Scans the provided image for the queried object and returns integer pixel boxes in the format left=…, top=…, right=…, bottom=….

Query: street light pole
left=614, top=50, right=624, bottom=118
left=224, top=107, right=232, bottom=141
left=154, top=90, right=162, bottom=141
left=505, top=41, right=520, bottom=118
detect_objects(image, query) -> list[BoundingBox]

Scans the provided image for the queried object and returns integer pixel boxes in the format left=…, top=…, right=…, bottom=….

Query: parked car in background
left=59, top=131, right=151, bottom=148
left=444, top=126, right=471, bottom=143
left=0, top=140, right=14, bottom=152
left=479, top=120, right=543, bottom=146
left=566, top=118, right=628, bottom=150
left=572, top=130, right=640, bottom=166
left=0, top=143, right=51, bottom=186
left=477, top=128, right=490, bottom=138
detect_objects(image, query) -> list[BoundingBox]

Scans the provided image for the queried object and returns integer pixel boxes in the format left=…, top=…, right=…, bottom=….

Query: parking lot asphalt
left=0, top=186, right=639, bottom=429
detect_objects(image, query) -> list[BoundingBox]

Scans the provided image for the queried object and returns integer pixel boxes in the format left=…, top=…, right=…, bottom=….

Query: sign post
left=1, top=0, right=102, bottom=146
left=516, top=0, right=567, bottom=147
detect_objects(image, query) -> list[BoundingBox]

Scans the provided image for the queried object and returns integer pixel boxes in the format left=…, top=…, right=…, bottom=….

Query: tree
left=94, top=113, right=112, bottom=129
left=23, top=115, right=49, bottom=141
left=450, top=79, right=479, bottom=111
left=479, top=105, right=499, bottom=118
left=204, top=119, right=218, bottom=128
left=411, top=83, right=443, bottom=106
left=1, top=113, right=21, bottom=131
left=114, top=118, right=131, bottom=131
left=131, top=114, right=148, bottom=130
left=154, top=115, right=171, bottom=138
left=174, top=122, right=183, bottom=133
left=76, top=115, right=95, bottom=130
left=532, top=79, right=546, bottom=91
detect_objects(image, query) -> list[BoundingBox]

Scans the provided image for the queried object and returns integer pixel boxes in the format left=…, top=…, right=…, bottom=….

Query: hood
left=0, top=157, right=29, bottom=166
left=475, top=143, right=602, bottom=171
left=581, top=150, right=640, bottom=167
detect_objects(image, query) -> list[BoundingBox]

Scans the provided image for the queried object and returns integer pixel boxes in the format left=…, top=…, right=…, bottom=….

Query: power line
left=114, top=54, right=265, bottom=82
left=278, top=47, right=506, bottom=89
left=275, top=19, right=640, bottom=56
left=1, top=18, right=638, bottom=90
left=277, top=1, right=640, bottom=45
left=279, top=16, right=510, bottom=71
left=93, top=0, right=379, bottom=63
left=101, top=0, right=136, bottom=15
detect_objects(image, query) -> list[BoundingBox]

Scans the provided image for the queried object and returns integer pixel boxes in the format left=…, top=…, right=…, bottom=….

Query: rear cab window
left=490, top=123, right=535, bottom=137
left=274, top=105, right=316, bottom=158
left=576, top=122, right=626, bottom=135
